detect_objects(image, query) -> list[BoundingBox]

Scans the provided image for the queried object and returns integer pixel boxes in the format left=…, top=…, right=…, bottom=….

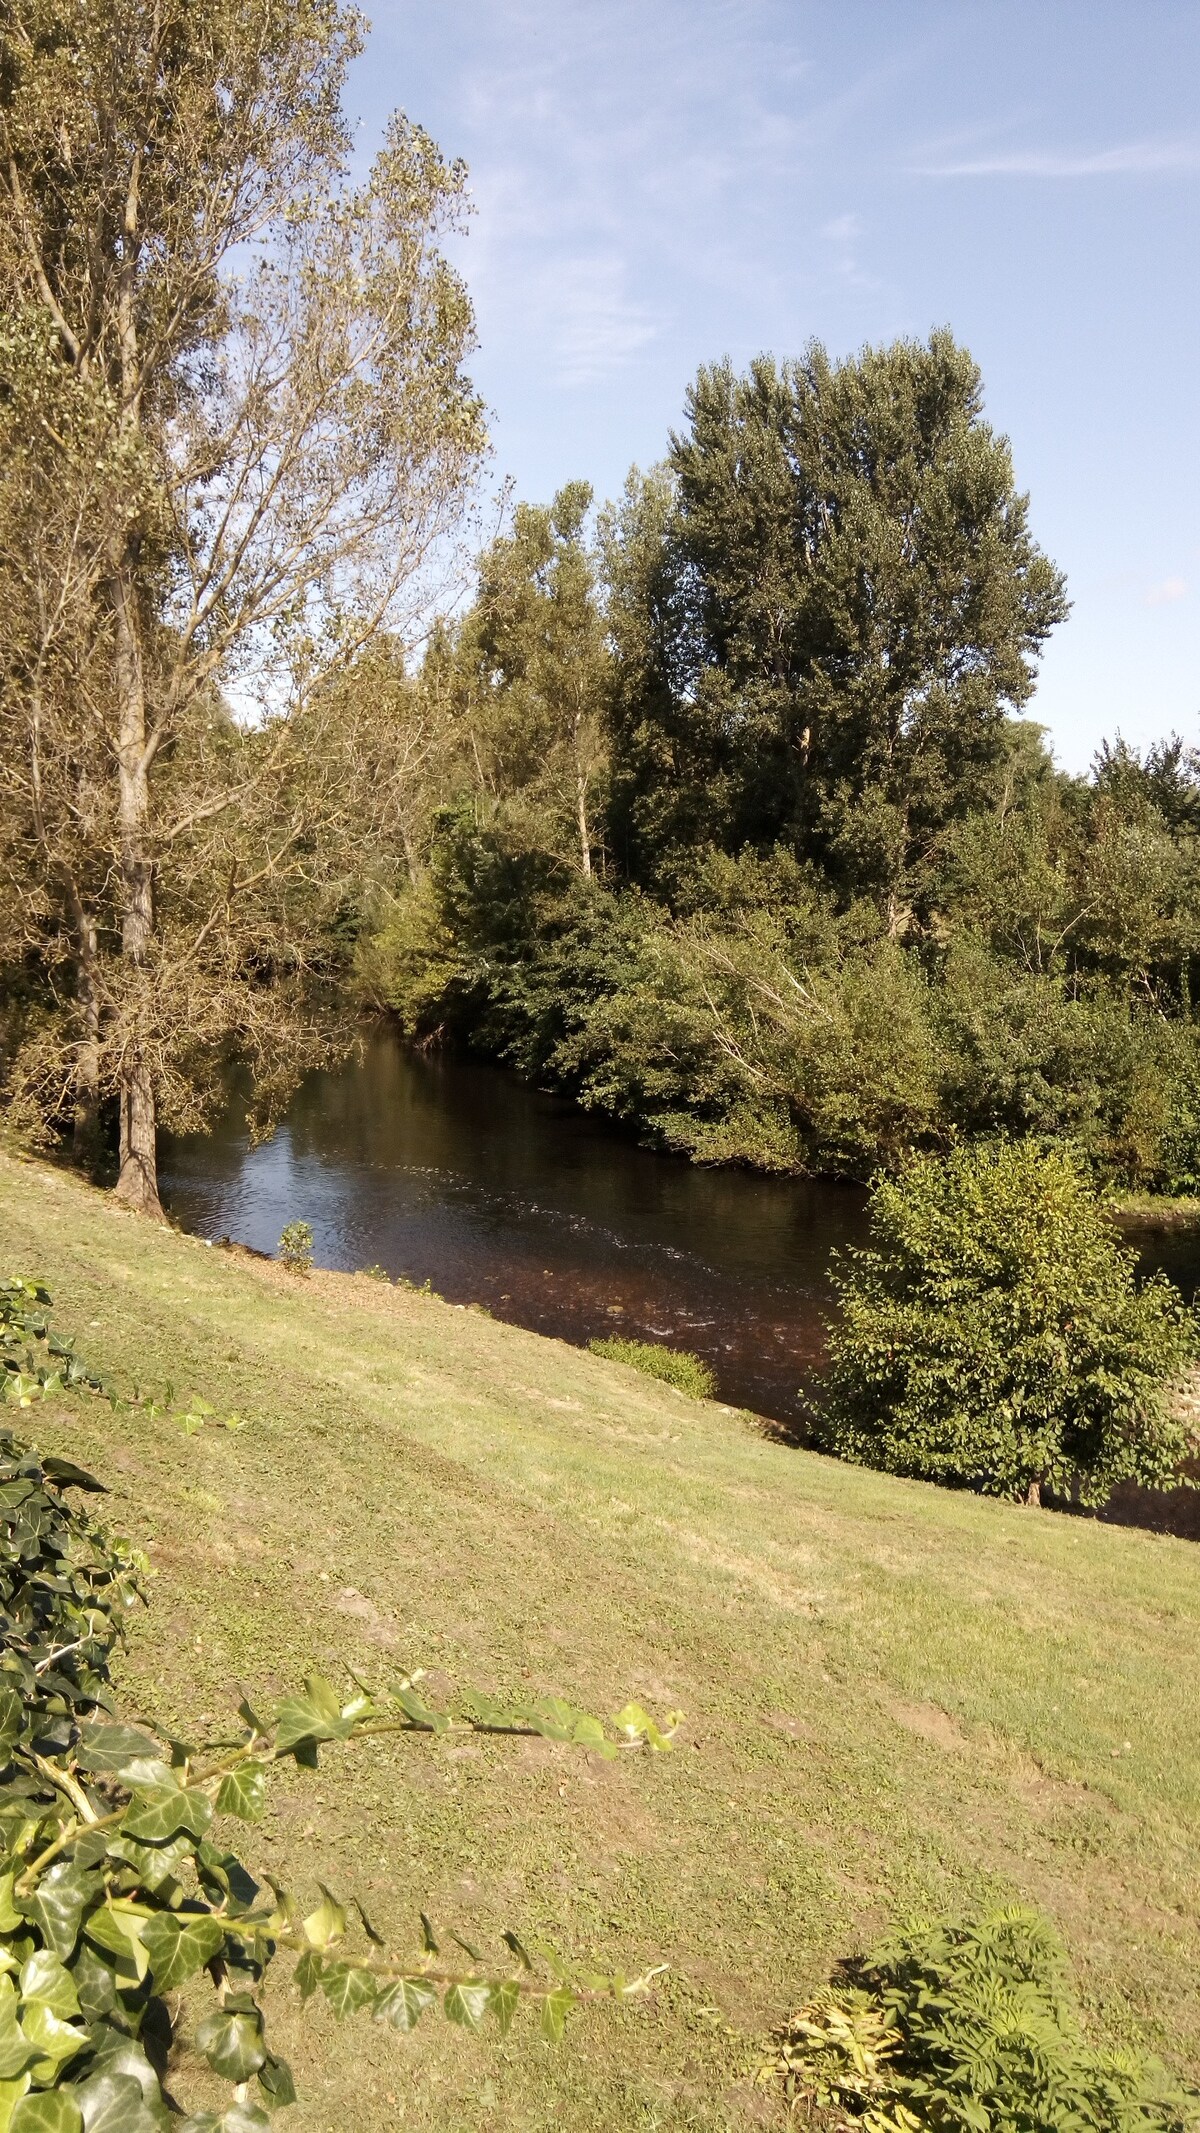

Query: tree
left=606, top=334, right=1069, bottom=913
left=0, top=0, right=485, bottom=1211
left=457, top=481, right=610, bottom=877
left=818, top=1140, right=1196, bottom=1504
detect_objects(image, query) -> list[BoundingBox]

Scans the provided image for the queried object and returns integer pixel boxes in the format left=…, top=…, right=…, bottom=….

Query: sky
left=347, top=0, right=1199, bottom=773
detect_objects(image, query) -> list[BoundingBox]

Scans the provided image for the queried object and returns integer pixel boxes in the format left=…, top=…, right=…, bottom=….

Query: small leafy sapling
left=278, top=1221, right=315, bottom=1276
left=762, top=1907, right=1198, bottom=2133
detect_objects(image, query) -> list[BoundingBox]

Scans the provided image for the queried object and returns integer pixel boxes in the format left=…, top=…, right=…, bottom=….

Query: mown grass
left=2, top=1148, right=1199, bottom=2131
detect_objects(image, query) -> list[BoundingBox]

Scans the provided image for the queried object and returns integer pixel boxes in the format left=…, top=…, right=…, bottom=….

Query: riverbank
left=1112, top=1192, right=1200, bottom=1227
left=2, top=1148, right=1200, bottom=2130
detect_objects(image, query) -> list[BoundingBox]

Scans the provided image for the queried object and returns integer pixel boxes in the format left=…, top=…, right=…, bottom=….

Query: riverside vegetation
left=2, top=1153, right=1200, bottom=2129
left=3, top=2, right=1200, bottom=1217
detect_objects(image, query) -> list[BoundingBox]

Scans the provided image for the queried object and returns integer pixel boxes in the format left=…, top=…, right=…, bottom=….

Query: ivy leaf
left=21, top=1998, right=88, bottom=2081
left=292, top=1949, right=321, bottom=2004
left=539, top=1985, right=576, bottom=2045
left=81, top=1906, right=149, bottom=1986
left=141, top=1913, right=224, bottom=1991
left=374, top=1977, right=437, bottom=2032
left=74, top=1726, right=163, bottom=1779
left=419, top=1913, right=438, bottom=1954
left=352, top=1896, right=384, bottom=1947
left=0, top=1877, right=22, bottom=1935
left=255, top=2054, right=296, bottom=2109
left=103, top=1832, right=194, bottom=1896
left=388, top=1685, right=448, bottom=1735
left=0, top=1980, right=37, bottom=2081
left=490, top=1979, right=521, bottom=2036
left=10, top=2091, right=83, bottom=2132
left=502, top=1929, right=534, bottom=1972
left=0, top=1686, right=24, bottom=1750
left=39, top=1458, right=105, bottom=1493
left=301, top=1888, right=346, bottom=1950
left=0, top=2077, right=32, bottom=2133
left=194, top=1844, right=258, bottom=1915
left=194, top=2008, right=266, bottom=2084
left=273, top=1674, right=353, bottom=1755
left=612, top=1702, right=676, bottom=1752
left=123, top=1785, right=212, bottom=1844
left=444, top=1981, right=491, bottom=2031
left=69, top=2070, right=164, bottom=2133
left=27, top=1864, right=98, bottom=1961
left=68, top=1948, right=117, bottom=2023
left=317, top=1964, right=376, bottom=2019
left=19, top=1951, right=79, bottom=2019
left=214, top=1763, right=266, bottom=1824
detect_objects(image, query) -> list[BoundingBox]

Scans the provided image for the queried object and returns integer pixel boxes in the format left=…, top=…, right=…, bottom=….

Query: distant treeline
left=355, top=332, right=1200, bottom=1191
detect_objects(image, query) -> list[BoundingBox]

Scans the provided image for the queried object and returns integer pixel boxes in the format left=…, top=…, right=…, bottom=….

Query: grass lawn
left=2, top=1147, right=1199, bottom=2131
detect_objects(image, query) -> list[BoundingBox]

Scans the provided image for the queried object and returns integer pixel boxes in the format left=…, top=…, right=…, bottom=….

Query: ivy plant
left=0, top=1279, right=676, bottom=2129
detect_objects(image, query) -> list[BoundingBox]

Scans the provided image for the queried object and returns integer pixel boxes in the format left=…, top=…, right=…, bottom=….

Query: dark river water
left=161, top=1031, right=869, bottom=1424
left=161, top=1029, right=1200, bottom=1532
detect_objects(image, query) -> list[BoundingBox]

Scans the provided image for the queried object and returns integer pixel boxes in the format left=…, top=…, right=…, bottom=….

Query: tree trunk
left=574, top=710, right=592, bottom=878
left=109, top=544, right=164, bottom=1218
left=117, top=1053, right=161, bottom=1214
left=72, top=912, right=102, bottom=1172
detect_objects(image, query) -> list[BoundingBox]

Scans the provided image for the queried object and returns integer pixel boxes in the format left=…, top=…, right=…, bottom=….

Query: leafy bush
left=278, top=1219, right=314, bottom=1274
left=818, top=1141, right=1197, bottom=1504
left=589, top=1336, right=716, bottom=1400
left=0, top=1280, right=678, bottom=2126
left=768, top=1906, right=1197, bottom=2133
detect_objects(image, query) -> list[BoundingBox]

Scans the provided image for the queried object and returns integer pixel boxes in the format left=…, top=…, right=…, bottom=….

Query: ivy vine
left=0, top=1277, right=676, bottom=2130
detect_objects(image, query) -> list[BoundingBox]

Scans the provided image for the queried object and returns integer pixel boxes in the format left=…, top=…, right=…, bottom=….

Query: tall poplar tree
left=606, top=334, right=1069, bottom=915
left=0, top=0, right=484, bottom=1210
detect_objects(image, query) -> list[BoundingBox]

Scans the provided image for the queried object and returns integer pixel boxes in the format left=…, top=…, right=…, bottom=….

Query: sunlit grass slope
left=2, top=1149, right=1199, bottom=2131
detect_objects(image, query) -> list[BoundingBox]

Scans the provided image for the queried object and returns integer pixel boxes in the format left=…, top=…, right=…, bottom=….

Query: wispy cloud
left=916, top=140, right=1200, bottom=178
left=544, top=257, right=661, bottom=387
left=1144, top=575, right=1188, bottom=608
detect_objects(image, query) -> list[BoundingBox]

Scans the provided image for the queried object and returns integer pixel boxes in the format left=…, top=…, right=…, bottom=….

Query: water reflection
left=160, top=1031, right=868, bottom=1424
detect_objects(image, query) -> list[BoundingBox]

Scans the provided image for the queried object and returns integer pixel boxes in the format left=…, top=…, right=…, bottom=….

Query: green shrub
left=818, top=1140, right=1197, bottom=1504
left=589, top=1336, right=716, bottom=1400
left=769, top=1906, right=1197, bottom=2133
left=278, top=1218, right=315, bottom=1274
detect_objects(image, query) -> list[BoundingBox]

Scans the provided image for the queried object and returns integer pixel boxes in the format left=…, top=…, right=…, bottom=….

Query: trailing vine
left=0, top=1279, right=677, bottom=2129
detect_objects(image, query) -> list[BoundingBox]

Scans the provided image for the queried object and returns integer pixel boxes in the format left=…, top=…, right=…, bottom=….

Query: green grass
left=2, top=1148, right=1200, bottom=2131
left=588, top=1335, right=717, bottom=1400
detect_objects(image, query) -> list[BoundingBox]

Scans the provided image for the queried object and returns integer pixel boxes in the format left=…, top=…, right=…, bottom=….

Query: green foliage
left=818, top=1142, right=1197, bottom=1503
left=0, top=1283, right=678, bottom=2124
left=769, top=1907, right=1198, bottom=2133
left=607, top=334, right=1067, bottom=902
left=589, top=1338, right=716, bottom=1400
left=277, top=1223, right=314, bottom=1276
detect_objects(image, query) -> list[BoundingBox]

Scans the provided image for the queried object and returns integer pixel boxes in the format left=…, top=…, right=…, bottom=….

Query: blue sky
left=349, top=1, right=1199, bottom=772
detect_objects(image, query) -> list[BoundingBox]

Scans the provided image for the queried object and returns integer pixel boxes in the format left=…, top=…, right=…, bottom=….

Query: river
left=160, top=1028, right=1200, bottom=1530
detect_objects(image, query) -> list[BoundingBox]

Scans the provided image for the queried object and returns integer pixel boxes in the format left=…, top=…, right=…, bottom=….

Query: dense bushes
left=817, top=1142, right=1197, bottom=1503
left=363, top=824, right=1200, bottom=1188
left=770, top=1906, right=1197, bottom=2133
